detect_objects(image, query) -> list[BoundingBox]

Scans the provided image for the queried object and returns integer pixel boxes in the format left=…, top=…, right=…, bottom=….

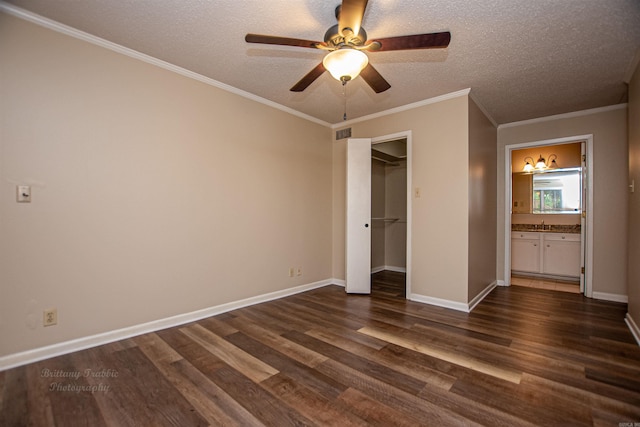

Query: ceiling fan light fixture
left=322, top=48, right=368, bottom=82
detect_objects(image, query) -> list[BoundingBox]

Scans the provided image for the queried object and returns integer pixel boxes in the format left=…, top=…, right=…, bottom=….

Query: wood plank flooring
left=2, top=271, right=640, bottom=426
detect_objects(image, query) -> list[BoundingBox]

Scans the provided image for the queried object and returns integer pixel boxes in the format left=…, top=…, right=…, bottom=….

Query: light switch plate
left=17, top=185, right=31, bottom=203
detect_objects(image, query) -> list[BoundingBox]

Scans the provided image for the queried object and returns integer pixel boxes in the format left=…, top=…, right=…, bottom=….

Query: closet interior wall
left=371, top=158, right=407, bottom=273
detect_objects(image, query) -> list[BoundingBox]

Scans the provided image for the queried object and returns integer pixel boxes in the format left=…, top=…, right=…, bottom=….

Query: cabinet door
left=543, top=236, right=581, bottom=277
left=511, top=237, right=540, bottom=273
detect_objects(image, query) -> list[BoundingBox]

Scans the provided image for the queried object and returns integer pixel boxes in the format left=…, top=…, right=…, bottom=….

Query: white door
left=346, top=138, right=372, bottom=294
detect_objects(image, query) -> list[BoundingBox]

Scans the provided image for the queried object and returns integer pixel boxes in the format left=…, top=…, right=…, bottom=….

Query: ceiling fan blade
left=290, top=63, right=326, bottom=92
left=338, top=0, right=368, bottom=37
left=245, top=34, right=325, bottom=49
left=368, top=31, right=451, bottom=51
left=359, top=63, right=391, bottom=93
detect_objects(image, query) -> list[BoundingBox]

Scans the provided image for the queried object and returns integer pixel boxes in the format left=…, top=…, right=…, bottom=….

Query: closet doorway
left=371, top=136, right=409, bottom=297
left=345, top=131, right=412, bottom=297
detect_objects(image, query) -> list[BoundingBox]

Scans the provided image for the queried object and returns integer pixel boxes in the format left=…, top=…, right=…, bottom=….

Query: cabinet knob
left=547, top=244, right=550, bottom=247
left=533, top=244, right=537, bottom=246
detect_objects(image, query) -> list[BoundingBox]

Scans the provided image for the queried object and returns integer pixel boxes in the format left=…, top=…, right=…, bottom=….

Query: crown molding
left=331, top=88, right=472, bottom=129
left=0, top=2, right=331, bottom=128
left=0, top=4, right=482, bottom=132
left=498, top=103, right=628, bottom=130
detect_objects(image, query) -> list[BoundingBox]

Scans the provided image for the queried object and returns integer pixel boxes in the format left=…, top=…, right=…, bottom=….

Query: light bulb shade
left=323, top=48, right=369, bottom=82
left=535, top=155, right=546, bottom=170
left=523, top=156, right=534, bottom=172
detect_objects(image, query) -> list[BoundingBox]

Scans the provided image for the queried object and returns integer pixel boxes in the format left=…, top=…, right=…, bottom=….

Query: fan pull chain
left=342, top=80, right=348, bottom=121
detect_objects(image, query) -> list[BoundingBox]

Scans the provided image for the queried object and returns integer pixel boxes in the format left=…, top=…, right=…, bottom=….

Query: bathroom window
left=533, top=189, right=562, bottom=212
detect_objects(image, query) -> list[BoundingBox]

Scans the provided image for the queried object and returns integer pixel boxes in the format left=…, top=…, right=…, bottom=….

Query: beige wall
left=628, top=61, right=640, bottom=323
left=332, top=95, right=470, bottom=303
left=468, top=99, right=497, bottom=300
left=0, top=14, right=332, bottom=357
left=497, top=107, right=628, bottom=296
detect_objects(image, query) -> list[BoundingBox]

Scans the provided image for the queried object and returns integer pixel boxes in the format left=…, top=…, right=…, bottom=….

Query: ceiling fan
left=245, top=0, right=451, bottom=93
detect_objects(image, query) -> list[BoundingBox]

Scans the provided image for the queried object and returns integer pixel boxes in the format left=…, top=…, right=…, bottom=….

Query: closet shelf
left=371, top=217, right=401, bottom=222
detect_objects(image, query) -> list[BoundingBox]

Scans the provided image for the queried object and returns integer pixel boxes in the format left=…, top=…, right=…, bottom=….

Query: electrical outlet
left=296, top=268, right=302, bottom=276
left=288, top=267, right=295, bottom=277
left=43, top=308, right=57, bottom=327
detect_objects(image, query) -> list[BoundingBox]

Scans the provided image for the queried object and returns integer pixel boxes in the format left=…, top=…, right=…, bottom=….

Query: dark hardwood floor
left=2, top=272, right=640, bottom=426
left=372, top=270, right=406, bottom=298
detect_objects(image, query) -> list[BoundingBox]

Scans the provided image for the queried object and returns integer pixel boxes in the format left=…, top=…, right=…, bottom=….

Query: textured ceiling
left=2, top=0, right=640, bottom=125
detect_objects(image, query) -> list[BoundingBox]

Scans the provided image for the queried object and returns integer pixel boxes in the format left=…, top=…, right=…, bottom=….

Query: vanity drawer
left=543, top=233, right=580, bottom=242
left=511, top=231, right=539, bottom=240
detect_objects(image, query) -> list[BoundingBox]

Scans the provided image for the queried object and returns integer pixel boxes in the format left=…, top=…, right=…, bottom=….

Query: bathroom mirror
left=513, top=168, right=581, bottom=214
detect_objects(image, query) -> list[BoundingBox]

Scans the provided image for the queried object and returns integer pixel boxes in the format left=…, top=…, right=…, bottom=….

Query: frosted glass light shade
left=323, top=48, right=369, bottom=82
left=523, top=161, right=534, bottom=173
left=523, top=156, right=534, bottom=172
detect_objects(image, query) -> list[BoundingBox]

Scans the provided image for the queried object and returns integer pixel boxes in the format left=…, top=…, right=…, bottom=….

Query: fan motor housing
left=324, top=24, right=367, bottom=48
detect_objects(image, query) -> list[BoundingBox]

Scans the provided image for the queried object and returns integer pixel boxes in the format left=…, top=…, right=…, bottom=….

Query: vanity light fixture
left=523, top=156, right=535, bottom=172
left=523, top=154, right=558, bottom=172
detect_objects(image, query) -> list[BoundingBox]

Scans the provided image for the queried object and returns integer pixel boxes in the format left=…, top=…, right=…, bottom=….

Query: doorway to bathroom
left=505, top=135, right=593, bottom=297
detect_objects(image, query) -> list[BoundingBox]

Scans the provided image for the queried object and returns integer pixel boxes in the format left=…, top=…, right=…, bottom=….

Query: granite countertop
left=511, top=224, right=581, bottom=234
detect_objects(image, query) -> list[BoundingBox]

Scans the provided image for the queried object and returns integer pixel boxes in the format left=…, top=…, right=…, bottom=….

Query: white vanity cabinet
left=542, top=233, right=581, bottom=277
left=511, top=232, right=540, bottom=273
left=511, top=231, right=581, bottom=278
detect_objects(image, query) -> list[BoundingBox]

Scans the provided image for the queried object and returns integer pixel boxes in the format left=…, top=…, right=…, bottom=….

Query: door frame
left=503, top=134, right=593, bottom=297
left=371, top=131, right=412, bottom=298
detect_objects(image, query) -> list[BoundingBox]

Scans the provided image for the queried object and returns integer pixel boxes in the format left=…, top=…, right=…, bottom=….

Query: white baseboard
left=592, top=292, right=628, bottom=303
left=410, top=281, right=497, bottom=313
left=384, top=265, right=407, bottom=273
left=0, top=278, right=338, bottom=371
left=625, top=313, right=640, bottom=347
left=468, top=282, right=498, bottom=312
left=408, top=293, right=470, bottom=312
left=332, top=278, right=346, bottom=287
left=496, top=279, right=507, bottom=287
left=371, top=265, right=407, bottom=274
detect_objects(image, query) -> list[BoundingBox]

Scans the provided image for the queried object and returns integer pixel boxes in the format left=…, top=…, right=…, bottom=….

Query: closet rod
left=371, top=217, right=400, bottom=222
